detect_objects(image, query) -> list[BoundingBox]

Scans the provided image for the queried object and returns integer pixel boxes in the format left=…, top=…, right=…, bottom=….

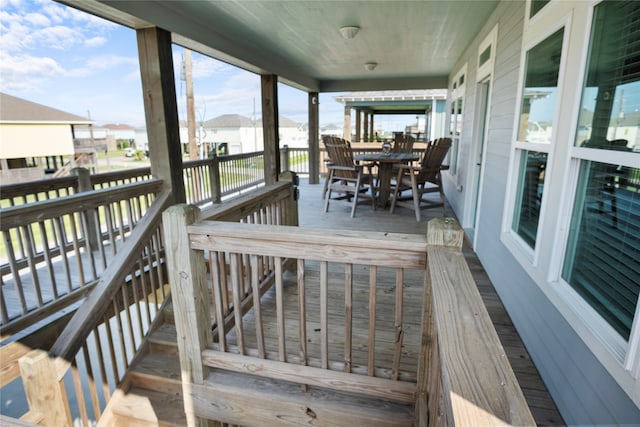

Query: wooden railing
left=8, top=178, right=298, bottom=426
left=3, top=189, right=171, bottom=425
left=0, top=179, right=164, bottom=333
left=163, top=214, right=535, bottom=426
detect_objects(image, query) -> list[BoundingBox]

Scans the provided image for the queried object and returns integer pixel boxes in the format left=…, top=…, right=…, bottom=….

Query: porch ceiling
left=60, top=0, right=498, bottom=93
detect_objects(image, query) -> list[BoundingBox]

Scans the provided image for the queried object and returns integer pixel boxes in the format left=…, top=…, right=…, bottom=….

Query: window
left=517, top=28, right=563, bottom=145
left=562, top=0, right=640, bottom=342
left=449, top=65, right=467, bottom=176
left=512, top=151, right=547, bottom=247
left=511, top=28, right=564, bottom=248
left=530, top=0, right=550, bottom=18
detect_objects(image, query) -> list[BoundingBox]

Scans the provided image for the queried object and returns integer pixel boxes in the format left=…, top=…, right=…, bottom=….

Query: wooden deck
left=295, top=178, right=565, bottom=426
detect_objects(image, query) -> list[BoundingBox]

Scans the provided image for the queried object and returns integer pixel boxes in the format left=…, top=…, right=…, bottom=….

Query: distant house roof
left=0, top=92, right=92, bottom=124
left=102, top=123, right=135, bottom=130
left=204, top=114, right=254, bottom=128
left=278, top=115, right=300, bottom=128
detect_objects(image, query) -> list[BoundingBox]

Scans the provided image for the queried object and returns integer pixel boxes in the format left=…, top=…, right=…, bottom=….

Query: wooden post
left=363, top=112, right=369, bottom=142
left=342, top=105, right=351, bottom=142
left=71, top=167, right=99, bottom=249
left=425, top=218, right=535, bottom=426
left=280, top=145, right=290, bottom=172
left=279, top=171, right=299, bottom=227
left=309, top=92, right=320, bottom=184
left=19, top=350, right=72, bottom=427
left=209, top=155, right=221, bottom=204
left=261, top=74, right=280, bottom=185
left=163, top=205, right=214, bottom=427
left=355, top=109, right=361, bottom=142
left=137, top=27, right=185, bottom=203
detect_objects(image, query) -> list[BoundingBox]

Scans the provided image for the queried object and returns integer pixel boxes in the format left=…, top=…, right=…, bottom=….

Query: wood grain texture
left=427, top=219, right=535, bottom=426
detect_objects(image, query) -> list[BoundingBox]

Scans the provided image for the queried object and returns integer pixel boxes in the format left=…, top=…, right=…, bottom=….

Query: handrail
left=49, top=190, right=172, bottom=361
left=423, top=218, right=535, bottom=426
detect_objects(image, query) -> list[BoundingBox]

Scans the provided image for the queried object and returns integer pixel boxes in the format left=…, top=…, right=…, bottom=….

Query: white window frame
left=502, top=15, right=570, bottom=266
left=477, top=25, right=498, bottom=83
left=448, top=63, right=467, bottom=178
left=512, top=0, right=640, bottom=407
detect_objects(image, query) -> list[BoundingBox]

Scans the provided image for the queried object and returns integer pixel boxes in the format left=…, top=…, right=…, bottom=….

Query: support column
left=370, top=114, right=375, bottom=141
left=431, top=99, right=438, bottom=140
left=363, top=112, right=369, bottom=142
left=137, top=27, right=185, bottom=203
left=343, top=105, right=351, bottom=142
left=309, top=92, right=320, bottom=184
left=261, top=74, right=280, bottom=185
left=355, top=109, right=362, bottom=142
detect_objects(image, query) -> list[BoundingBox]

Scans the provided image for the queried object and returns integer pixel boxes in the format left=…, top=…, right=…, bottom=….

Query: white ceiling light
left=364, top=62, right=378, bottom=71
left=339, top=26, right=360, bottom=39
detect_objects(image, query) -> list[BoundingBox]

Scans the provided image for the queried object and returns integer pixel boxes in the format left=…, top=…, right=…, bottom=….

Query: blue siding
left=451, top=1, right=640, bottom=424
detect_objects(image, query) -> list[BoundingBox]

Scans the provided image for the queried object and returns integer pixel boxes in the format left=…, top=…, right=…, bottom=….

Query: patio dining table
left=354, top=152, right=420, bottom=208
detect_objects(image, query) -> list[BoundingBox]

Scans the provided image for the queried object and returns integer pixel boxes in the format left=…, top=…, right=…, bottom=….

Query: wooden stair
left=100, top=303, right=416, bottom=427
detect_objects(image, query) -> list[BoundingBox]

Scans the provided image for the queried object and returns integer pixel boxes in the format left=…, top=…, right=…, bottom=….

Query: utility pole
left=184, top=49, right=197, bottom=160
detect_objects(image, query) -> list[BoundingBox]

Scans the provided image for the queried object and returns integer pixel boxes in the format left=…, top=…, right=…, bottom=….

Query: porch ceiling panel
left=62, top=0, right=498, bottom=92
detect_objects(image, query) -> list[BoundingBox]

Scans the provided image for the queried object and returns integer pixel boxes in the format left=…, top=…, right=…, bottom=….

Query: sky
left=0, top=0, right=374, bottom=130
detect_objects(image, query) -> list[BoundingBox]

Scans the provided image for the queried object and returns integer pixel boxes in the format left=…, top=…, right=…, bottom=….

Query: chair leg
left=390, top=169, right=403, bottom=215
left=351, top=174, right=362, bottom=218
left=322, top=173, right=330, bottom=200
left=324, top=171, right=334, bottom=213
left=411, top=174, right=420, bottom=222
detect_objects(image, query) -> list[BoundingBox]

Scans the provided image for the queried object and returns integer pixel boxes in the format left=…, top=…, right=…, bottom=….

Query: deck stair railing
left=4, top=188, right=171, bottom=425
left=0, top=179, right=164, bottom=333
left=7, top=177, right=297, bottom=426
left=163, top=211, right=535, bottom=426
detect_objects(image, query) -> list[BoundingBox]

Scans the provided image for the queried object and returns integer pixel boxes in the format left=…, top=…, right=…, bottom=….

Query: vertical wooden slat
left=250, top=255, right=265, bottom=358
left=82, top=343, right=102, bottom=421
left=53, top=217, right=73, bottom=293
left=68, top=213, right=86, bottom=287
left=3, top=229, right=27, bottom=314
left=121, top=281, right=137, bottom=352
left=22, top=224, right=43, bottom=307
left=344, top=263, right=353, bottom=373
left=392, top=268, right=404, bottom=380
left=138, top=254, right=152, bottom=328
left=230, top=253, right=245, bottom=355
left=210, top=253, right=227, bottom=352
left=112, top=299, right=129, bottom=371
left=102, top=312, right=120, bottom=384
left=131, top=263, right=145, bottom=341
left=218, top=251, right=229, bottom=316
left=368, top=265, right=377, bottom=376
left=71, top=360, right=89, bottom=427
left=320, top=260, right=328, bottom=369
left=93, top=326, right=111, bottom=402
left=79, top=212, right=98, bottom=281
left=38, top=221, right=58, bottom=299
left=297, top=258, right=307, bottom=366
left=275, top=256, right=286, bottom=362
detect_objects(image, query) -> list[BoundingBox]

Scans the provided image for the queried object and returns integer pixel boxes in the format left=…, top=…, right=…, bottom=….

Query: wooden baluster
left=320, top=260, right=328, bottom=369
left=275, top=256, right=286, bottom=362
left=392, top=268, right=404, bottom=380
left=250, top=255, right=265, bottom=359
left=230, top=253, right=245, bottom=355
left=344, top=263, right=353, bottom=373
left=368, top=265, right=377, bottom=376
left=210, top=252, right=227, bottom=352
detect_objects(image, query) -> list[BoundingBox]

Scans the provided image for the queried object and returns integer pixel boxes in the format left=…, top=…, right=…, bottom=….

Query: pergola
left=334, top=90, right=447, bottom=142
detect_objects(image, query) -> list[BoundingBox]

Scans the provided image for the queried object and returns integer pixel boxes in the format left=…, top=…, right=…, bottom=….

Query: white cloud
left=84, top=36, right=107, bottom=48
left=0, top=51, right=64, bottom=91
left=35, top=25, right=84, bottom=49
left=24, top=12, right=50, bottom=27
left=66, top=54, right=138, bottom=77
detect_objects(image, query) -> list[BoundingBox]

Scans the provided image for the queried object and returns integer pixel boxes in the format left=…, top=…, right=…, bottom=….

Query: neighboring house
left=0, top=92, right=93, bottom=184
left=278, top=115, right=305, bottom=148
left=320, top=123, right=343, bottom=137
left=203, top=113, right=259, bottom=154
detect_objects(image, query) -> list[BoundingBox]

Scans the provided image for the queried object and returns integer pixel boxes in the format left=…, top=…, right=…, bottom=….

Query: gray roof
left=0, top=92, right=91, bottom=124
left=203, top=114, right=254, bottom=128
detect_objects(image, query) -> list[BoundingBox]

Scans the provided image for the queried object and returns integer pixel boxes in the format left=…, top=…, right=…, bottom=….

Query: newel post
left=209, top=155, right=221, bottom=204
left=163, top=204, right=214, bottom=427
left=19, top=349, right=72, bottom=427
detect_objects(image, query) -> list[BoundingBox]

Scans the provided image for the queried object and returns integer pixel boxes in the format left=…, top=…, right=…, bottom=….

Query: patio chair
left=392, top=133, right=415, bottom=154
left=390, top=137, right=452, bottom=221
left=322, top=135, right=376, bottom=217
